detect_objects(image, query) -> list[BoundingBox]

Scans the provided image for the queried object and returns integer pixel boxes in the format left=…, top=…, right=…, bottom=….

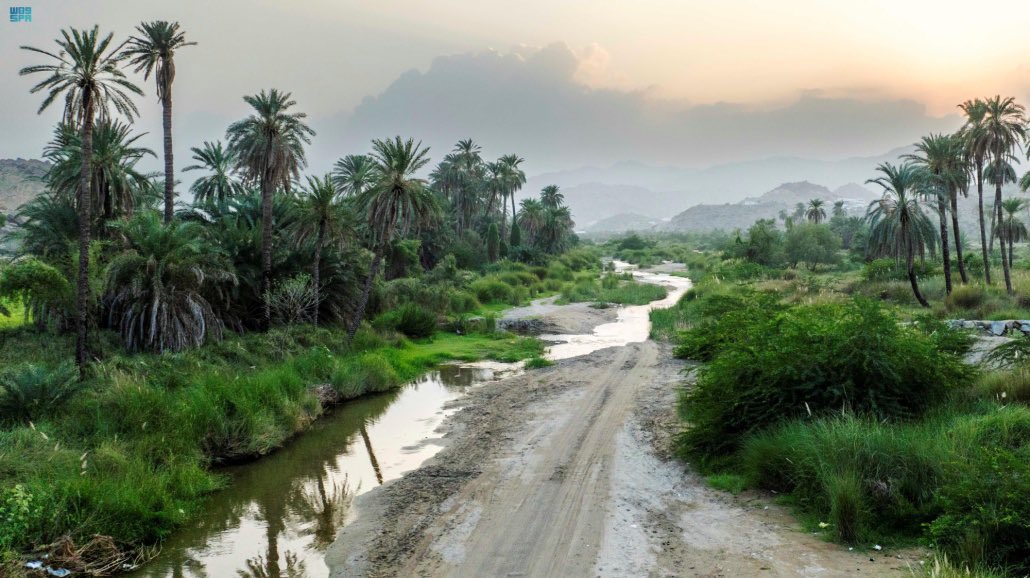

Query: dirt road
left=327, top=295, right=923, bottom=577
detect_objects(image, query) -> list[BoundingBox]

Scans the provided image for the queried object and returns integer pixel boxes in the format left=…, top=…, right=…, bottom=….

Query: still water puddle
left=132, top=263, right=689, bottom=578
left=542, top=262, right=693, bottom=360
left=131, top=364, right=509, bottom=578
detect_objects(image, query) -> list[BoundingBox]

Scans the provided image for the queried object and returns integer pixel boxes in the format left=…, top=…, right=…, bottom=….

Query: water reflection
left=133, top=366, right=496, bottom=578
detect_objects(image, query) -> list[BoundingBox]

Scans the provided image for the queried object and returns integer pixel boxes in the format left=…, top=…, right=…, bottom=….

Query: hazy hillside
left=0, top=158, right=48, bottom=214
left=582, top=213, right=661, bottom=234
left=660, top=181, right=876, bottom=232
left=559, top=183, right=692, bottom=225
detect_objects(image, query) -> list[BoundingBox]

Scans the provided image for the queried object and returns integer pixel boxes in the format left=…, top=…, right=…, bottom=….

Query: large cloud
left=317, top=43, right=960, bottom=173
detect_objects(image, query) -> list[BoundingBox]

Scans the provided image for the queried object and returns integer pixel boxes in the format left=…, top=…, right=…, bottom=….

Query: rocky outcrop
left=946, top=319, right=1030, bottom=337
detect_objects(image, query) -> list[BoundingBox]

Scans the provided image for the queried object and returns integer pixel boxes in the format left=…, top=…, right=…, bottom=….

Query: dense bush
left=373, top=303, right=437, bottom=338
left=470, top=276, right=516, bottom=304
left=862, top=258, right=939, bottom=282
left=679, top=298, right=972, bottom=459
left=0, top=362, right=80, bottom=425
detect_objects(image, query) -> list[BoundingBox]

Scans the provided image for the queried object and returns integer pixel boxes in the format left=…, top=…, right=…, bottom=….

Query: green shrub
left=471, top=277, right=515, bottom=304
left=946, top=285, right=986, bottom=310
left=331, top=352, right=401, bottom=398
left=680, top=298, right=971, bottom=459
left=930, top=444, right=1029, bottom=574
left=0, top=484, right=36, bottom=550
left=525, top=356, right=553, bottom=369
left=373, top=303, right=437, bottom=338
left=976, top=368, right=1030, bottom=403
left=0, top=363, right=80, bottom=425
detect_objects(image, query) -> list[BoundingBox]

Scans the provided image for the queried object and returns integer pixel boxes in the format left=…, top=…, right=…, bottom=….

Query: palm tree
left=348, top=137, right=439, bottom=340
left=106, top=211, right=236, bottom=352
left=959, top=98, right=993, bottom=284
left=44, top=120, right=156, bottom=224
left=831, top=200, right=846, bottom=219
left=792, top=202, right=806, bottom=221
left=517, top=198, right=546, bottom=246
left=451, top=140, right=484, bottom=234
left=985, top=156, right=1018, bottom=251
left=182, top=140, right=244, bottom=205
left=293, top=174, right=353, bottom=325
left=906, top=134, right=967, bottom=293
left=540, top=185, right=565, bottom=209
left=865, top=163, right=938, bottom=308
left=20, top=26, right=143, bottom=377
left=226, top=89, right=315, bottom=327
left=332, top=154, right=376, bottom=197
left=499, top=154, right=526, bottom=241
left=982, top=96, right=1026, bottom=294
left=124, top=21, right=196, bottom=224
left=805, top=199, right=826, bottom=224
left=998, top=198, right=1028, bottom=268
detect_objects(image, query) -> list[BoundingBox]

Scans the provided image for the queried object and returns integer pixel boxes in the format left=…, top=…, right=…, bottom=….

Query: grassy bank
left=645, top=248, right=1028, bottom=576
left=0, top=323, right=542, bottom=561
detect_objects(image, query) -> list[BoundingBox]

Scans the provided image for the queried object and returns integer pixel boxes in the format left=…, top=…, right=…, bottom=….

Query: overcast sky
left=2, top=0, right=1029, bottom=177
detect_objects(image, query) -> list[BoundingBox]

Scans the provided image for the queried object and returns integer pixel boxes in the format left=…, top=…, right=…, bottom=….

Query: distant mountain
left=660, top=181, right=875, bottom=232
left=0, top=158, right=49, bottom=255
left=558, top=183, right=693, bottom=226
left=0, top=158, right=48, bottom=214
left=582, top=212, right=662, bottom=234
left=524, top=147, right=916, bottom=227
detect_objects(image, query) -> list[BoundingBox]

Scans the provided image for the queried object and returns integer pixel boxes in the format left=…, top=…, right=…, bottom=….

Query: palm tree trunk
left=977, top=167, right=992, bottom=284
left=500, top=193, right=509, bottom=241
left=76, top=96, right=95, bottom=380
left=989, top=198, right=998, bottom=253
left=937, top=196, right=952, bottom=295
left=1009, top=235, right=1015, bottom=270
left=511, top=194, right=517, bottom=238
left=907, top=235, right=930, bottom=308
left=997, top=183, right=1013, bottom=294
left=260, top=172, right=274, bottom=329
left=951, top=189, right=968, bottom=283
left=312, top=219, right=325, bottom=326
left=162, top=92, right=175, bottom=224
left=348, top=253, right=382, bottom=342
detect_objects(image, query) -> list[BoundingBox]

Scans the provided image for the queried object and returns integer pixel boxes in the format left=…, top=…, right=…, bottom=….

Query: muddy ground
left=327, top=295, right=926, bottom=577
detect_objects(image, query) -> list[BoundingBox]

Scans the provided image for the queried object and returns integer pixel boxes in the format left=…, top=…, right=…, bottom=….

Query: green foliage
left=106, top=212, right=237, bottom=352
left=470, top=276, right=516, bottom=304
left=373, top=303, right=437, bottom=338
left=525, top=356, right=553, bottom=369
left=739, top=219, right=784, bottom=267
left=863, top=258, right=939, bottom=282
left=0, top=258, right=73, bottom=328
left=706, top=473, right=746, bottom=495
left=561, top=273, right=667, bottom=305
left=0, top=484, right=36, bottom=550
left=0, top=363, right=79, bottom=425
left=679, top=298, right=971, bottom=459
left=785, top=223, right=841, bottom=270
left=486, top=223, right=500, bottom=263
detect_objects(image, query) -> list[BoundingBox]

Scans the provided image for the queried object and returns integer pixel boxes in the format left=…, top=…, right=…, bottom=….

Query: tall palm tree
left=226, top=89, right=315, bottom=327
left=985, top=155, right=1019, bottom=254
left=805, top=199, right=826, bottom=224
left=124, top=21, right=196, bottom=224
left=499, top=154, right=526, bottom=241
left=182, top=140, right=244, bottom=205
left=959, top=98, right=993, bottom=284
left=332, top=154, right=376, bottom=196
left=451, top=140, right=484, bottom=234
left=983, top=95, right=1026, bottom=293
left=906, top=133, right=967, bottom=293
left=484, top=160, right=504, bottom=218
left=517, top=198, right=546, bottom=246
left=293, top=174, right=353, bottom=325
left=540, top=185, right=565, bottom=209
left=998, top=198, right=1028, bottom=268
left=865, top=163, right=938, bottom=308
left=20, top=26, right=142, bottom=377
left=945, top=132, right=971, bottom=284
left=348, top=137, right=439, bottom=340
left=831, top=200, right=846, bottom=219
